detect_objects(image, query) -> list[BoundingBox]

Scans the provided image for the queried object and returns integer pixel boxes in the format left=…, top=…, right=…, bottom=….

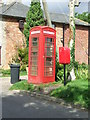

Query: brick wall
left=2, top=17, right=26, bottom=69
left=56, top=24, right=88, bottom=64
left=1, top=18, right=88, bottom=69
left=75, top=26, right=88, bottom=64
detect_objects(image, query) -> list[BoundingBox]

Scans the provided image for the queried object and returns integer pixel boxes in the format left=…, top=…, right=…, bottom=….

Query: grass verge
left=50, top=79, right=89, bottom=109
left=9, top=79, right=88, bottom=109
left=10, top=80, right=35, bottom=91
left=10, top=80, right=61, bottom=91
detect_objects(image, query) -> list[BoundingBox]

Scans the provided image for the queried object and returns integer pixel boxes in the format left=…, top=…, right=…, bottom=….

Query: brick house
left=50, top=13, right=89, bottom=64
left=0, top=1, right=89, bottom=69
left=0, top=1, right=28, bottom=69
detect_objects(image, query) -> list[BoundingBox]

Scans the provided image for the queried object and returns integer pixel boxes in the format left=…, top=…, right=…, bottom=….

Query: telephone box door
left=30, top=37, right=39, bottom=76
left=44, top=37, right=54, bottom=77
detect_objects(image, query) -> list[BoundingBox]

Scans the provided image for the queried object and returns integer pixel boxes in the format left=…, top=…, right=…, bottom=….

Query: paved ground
left=0, top=77, right=88, bottom=119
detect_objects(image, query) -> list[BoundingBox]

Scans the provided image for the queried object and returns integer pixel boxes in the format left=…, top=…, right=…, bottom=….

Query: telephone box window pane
left=45, top=38, right=54, bottom=46
left=31, top=66, right=37, bottom=71
left=31, top=52, right=38, bottom=55
left=46, top=57, right=52, bottom=61
left=32, top=38, right=38, bottom=46
left=31, top=47, right=38, bottom=52
left=46, top=67, right=53, bottom=72
left=30, top=37, right=38, bottom=76
left=46, top=61, right=53, bottom=66
left=30, top=71, right=37, bottom=76
left=31, top=57, right=38, bottom=61
left=30, top=60, right=38, bottom=65
left=45, top=47, right=54, bottom=56
left=44, top=38, right=54, bottom=76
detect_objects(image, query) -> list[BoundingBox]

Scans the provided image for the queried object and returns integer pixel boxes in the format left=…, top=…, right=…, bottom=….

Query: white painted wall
left=0, top=18, right=6, bottom=69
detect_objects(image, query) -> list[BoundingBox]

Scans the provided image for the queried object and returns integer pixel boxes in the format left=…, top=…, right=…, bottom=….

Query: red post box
left=28, top=26, right=56, bottom=84
left=59, top=47, right=70, bottom=64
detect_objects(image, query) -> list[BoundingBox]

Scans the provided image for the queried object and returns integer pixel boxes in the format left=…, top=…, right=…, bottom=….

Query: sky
left=22, top=0, right=89, bottom=14
left=4, top=0, right=89, bottom=14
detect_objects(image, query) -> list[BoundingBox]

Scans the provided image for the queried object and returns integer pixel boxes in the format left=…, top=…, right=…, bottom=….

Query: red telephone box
left=28, top=26, right=56, bottom=84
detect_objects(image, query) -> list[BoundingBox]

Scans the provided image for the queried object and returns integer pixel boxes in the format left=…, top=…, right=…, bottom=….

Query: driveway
left=1, top=77, right=88, bottom=119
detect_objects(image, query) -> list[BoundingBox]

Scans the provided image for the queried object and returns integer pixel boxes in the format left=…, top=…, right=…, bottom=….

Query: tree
left=68, top=0, right=77, bottom=81
left=24, top=0, right=45, bottom=47
left=75, top=12, right=90, bottom=23
left=42, top=0, right=52, bottom=27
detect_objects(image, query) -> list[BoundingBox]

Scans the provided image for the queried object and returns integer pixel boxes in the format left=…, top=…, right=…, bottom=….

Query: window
left=30, top=38, right=38, bottom=76
left=44, top=38, right=54, bottom=76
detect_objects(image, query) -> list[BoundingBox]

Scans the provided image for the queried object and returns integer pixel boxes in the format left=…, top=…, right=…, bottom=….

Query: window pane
left=32, top=38, right=38, bottom=46
left=45, top=47, right=54, bottom=56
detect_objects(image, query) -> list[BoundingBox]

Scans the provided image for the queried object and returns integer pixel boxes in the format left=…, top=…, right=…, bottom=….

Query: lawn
left=10, top=80, right=61, bottom=91
left=10, top=79, right=89, bottom=109
left=10, top=80, right=35, bottom=91
left=50, top=79, right=89, bottom=109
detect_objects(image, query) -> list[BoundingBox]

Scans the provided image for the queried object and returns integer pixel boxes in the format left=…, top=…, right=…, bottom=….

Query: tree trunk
left=42, top=0, right=52, bottom=27
left=69, top=0, right=76, bottom=80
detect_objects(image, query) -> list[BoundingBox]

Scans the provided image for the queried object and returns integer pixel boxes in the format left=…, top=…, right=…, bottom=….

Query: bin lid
left=10, top=64, right=20, bottom=68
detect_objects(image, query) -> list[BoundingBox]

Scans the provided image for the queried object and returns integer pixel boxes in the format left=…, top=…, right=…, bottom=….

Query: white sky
left=22, top=0, right=89, bottom=2
left=23, top=0, right=89, bottom=13
left=3, top=0, right=89, bottom=13
left=3, top=0, right=90, bottom=4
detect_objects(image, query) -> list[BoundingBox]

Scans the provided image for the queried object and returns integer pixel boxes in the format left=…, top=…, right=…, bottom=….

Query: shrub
left=55, top=53, right=64, bottom=82
left=12, top=47, right=28, bottom=71
left=56, top=53, right=88, bottom=82
left=67, top=62, right=88, bottom=80
left=56, top=64, right=64, bottom=82
left=1, top=69, right=10, bottom=76
left=75, top=63, right=88, bottom=80
left=2, top=69, right=10, bottom=75
left=20, top=65, right=27, bottom=71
